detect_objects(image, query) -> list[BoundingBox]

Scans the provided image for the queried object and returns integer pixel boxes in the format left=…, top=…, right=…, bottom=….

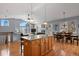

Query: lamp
left=43, top=21, right=48, bottom=25
left=27, top=13, right=30, bottom=21
left=27, top=3, right=34, bottom=23
left=63, top=11, right=66, bottom=18
left=5, top=9, right=8, bottom=18
left=43, top=4, right=48, bottom=25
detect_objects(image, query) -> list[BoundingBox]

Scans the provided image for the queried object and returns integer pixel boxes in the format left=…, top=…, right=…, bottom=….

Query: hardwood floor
left=0, top=41, right=21, bottom=56
left=46, top=37, right=79, bottom=56
left=0, top=37, right=79, bottom=56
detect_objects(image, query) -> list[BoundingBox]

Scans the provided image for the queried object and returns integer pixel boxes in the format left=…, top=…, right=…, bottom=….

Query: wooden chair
left=53, top=34, right=57, bottom=40
left=65, top=35, right=72, bottom=44
left=71, top=36, right=78, bottom=46
left=56, top=34, right=64, bottom=42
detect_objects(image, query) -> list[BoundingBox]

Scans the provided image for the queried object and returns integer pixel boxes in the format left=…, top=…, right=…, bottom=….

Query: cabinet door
left=24, top=40, right=31, bottom=56
left=45, top=38, right=49, bottom=53
left=48, top=36, right=52, bottom=50
left=41, top=38, right=45, bottom=55
left=31, top=39, right=41, bottom=56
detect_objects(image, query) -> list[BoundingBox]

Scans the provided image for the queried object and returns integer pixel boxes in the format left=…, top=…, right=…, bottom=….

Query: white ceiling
left=0, top=3, right=79, bottom=23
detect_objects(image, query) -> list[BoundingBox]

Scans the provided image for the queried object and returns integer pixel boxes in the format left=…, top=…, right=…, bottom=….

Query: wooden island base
left=21, top=36, right=53, bottom=56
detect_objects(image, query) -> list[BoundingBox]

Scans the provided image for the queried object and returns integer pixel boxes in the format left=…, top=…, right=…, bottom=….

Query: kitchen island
left=21, top=35, right=53, bottom=56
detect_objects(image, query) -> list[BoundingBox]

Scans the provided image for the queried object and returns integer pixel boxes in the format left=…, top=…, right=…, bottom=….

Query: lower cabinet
left=24, top=40, right=31, bottom=56
left=40, top=38, right=46, bottom=55
left=31, top=39, right=41, bottom=56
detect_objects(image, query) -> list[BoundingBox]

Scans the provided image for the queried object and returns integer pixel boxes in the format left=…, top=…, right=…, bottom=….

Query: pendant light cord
left=45, top=4, right=46, bottom=20
left=31, top=3, right=32, bottom=17
left=5, top=9, right=8, bottom=18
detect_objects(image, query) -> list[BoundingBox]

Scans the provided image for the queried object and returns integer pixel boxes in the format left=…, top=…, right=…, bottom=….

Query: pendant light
left=5, top=9, right=8, bottom=18
left=30, top=3, right=34, bottom=23
left=43, top=4, right=47, bottom=25
left=27, top=13, right=30, bottom=20
left=27, top=4, right=31, bottom=21
left=63, top=11, right=66, bottom=18
left=27, top=3, right=33, bottom=23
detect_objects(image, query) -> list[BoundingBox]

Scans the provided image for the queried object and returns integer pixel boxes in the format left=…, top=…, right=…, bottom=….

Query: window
left=20, top=21, right=27, bottom=34
left=53, top=24, right=59, bottom=32
left=0, top=19, right=9, bottom=26
left=20, top=22, right=26, bottom=27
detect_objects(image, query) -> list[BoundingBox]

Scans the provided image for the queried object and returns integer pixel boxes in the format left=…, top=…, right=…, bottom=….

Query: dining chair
left=65, top=35, right=72, bottom=44
left=71, top=36, right=78, bottom=46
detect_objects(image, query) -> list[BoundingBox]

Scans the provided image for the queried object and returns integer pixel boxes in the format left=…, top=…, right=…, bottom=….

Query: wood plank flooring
left=46, top=37, right=79, bottom=56
left=0, top=37, right=79, bottom=56
left=0, top=41, right=21, bottom=56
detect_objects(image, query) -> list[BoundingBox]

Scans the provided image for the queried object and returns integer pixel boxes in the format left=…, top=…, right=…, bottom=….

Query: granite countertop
left=21, top=34, right=48, bottom=40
